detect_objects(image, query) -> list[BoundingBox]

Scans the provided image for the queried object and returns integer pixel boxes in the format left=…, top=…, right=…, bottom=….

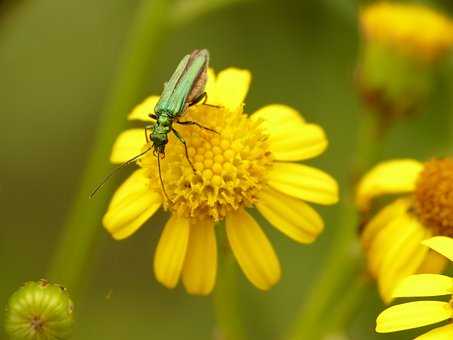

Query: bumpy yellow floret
left=140, top=104, right=272, bottom=221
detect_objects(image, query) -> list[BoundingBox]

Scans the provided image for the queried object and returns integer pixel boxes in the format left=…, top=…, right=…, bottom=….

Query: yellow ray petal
left=103, top=170, right=161, bottom=240
left=393, top=274, right=453, bottom=298
left=251, top=104, right=305, bottom=126
left=268, top=163, right=339, bottom=205
left=210, top=68, right=251, bottom=111
left=127, top=95, right=159, bottom=121
left=256, top=186, right=324, bottom=243
left=226, top=209, right=281, bottom=290
left=251, top=104, right=328, bottom=161
left=366, top=211, right=419, bottom=278
left=154, top=215, right=190, bottom=289
left=271, top=124, right=327, bottom=161
left=376, top=301, right=452, bottom=333
left=356, top=159, right=423, bottom=211
left=182, top=220, right=217, bottom=295
left=423, top=236, right=453, bottom=262
left=416, top=324, right=453, bottom=340
left=378, top=215, right=429, bottom=303
left=361, top=198, right=411, bottom=250
left=110, top=129, right=147, bottom=164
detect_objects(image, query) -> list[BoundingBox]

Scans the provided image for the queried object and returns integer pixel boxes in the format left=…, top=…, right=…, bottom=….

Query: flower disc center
left=415, top=158, right=453, bottom=237
left=140, top=104, right=273, bottom=222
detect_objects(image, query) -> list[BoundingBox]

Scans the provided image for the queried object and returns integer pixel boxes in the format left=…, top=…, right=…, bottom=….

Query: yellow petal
left=210, top=68, right=251, bottom=111
left=377, top=215, right=429, bottom=303
left=416, top=324, right=453, bottom=340
left=256, top=186, right=324, bottom=243
left=154, top=215, right=190, bottom=289
left=110, top=129, right=147, bottom=164
left=366, top=214, right=406, bottom=277
left=418, top=250, right=448, bottom=274
left=356, top=159, right=423, bottom=211
left=361, top=198, right=411, bottom=250
left=226, top=209, right=281, bottom=290
left=393, top=274, right=453, bottom=298
left=127, top=95, right=159, bottom=121
left=103, top=170, right=161, bottom=240
left=251, top=104, right=305, bottom=126
left=251, top=105, right=327, bottom=161
left=182, top=220, right=217, bottom=295
left=271, top=123, right=327, bottom=161
left=376, top=301, right=452, bottom=333
left=423, top=236, right=453, bottom=262
left=268, top=163, right=339, bottom=205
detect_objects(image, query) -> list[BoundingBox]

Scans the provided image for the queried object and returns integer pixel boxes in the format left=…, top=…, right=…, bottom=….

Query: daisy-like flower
left=357, top=158, right=453, bottom=302
left=102, top=67, right=339, bottom=295
left=376, top=236, right=453, bottom=339
left=361, top=2, right=453, bottom=62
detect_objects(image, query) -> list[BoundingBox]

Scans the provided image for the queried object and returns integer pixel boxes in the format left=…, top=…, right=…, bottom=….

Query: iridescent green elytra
left=90, top=49, right=217, bottom=200
left=147, top=48, right=215, bottom=160
left=146, top=49, right=217, bottom=200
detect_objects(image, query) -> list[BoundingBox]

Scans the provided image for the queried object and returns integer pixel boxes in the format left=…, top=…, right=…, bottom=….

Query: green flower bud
left=357, top=2, right=453, bottom=121
left=4, top=279, right=74, bottom=340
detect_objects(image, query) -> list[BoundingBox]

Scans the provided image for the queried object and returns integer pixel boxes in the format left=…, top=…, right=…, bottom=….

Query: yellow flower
left=361, top=2, right=453, bottom=62
left=357, top=158, right=453, bottom=302
left=103, top=68, right=339, bottom=294
left=376, top=236, right=453, bottom=339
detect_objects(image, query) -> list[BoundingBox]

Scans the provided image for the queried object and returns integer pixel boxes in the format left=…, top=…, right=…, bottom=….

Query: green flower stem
left=324, top=273, right=372, bottom=337
left=448, top=58, right=453, bottom=151
left=213, top=249, right=247, bottom=340
left=48, top=0, right=172, bottom=292
left=284, top=112, right=382, bottom=340
left=284, top=197, right=361, bottom=340
left=171, top=0, right=249, bottom=27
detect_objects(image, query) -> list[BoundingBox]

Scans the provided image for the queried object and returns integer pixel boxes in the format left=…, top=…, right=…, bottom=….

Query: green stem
left=170, top=0, right=249, bottom=27
left=448, top=58, right=453, bottom=151
left=47, top=0, right=172, bottom=292
left=213, top=250, right=247, bottom=340
left=284, top=112, right=382, bottom=340
left=284, top=198, right=360, bottom=340
left=324, top=274, right=372, bottom=337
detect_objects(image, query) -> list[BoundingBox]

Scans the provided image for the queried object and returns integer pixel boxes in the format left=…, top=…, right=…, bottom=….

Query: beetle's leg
left=144, top=124, right=154, bottom=144
left=157, top=154, right=172, bottom=204
left=172, top=128, right=196, bottom=172
left=188, top=92, right=221, bottom=108
left=176, top=119, right=219, bottom=134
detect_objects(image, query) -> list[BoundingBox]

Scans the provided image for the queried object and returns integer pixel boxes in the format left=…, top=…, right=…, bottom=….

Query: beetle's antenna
left=157, top=154, right=172, bottom=203
left=90, top=148, right=152, bottom=198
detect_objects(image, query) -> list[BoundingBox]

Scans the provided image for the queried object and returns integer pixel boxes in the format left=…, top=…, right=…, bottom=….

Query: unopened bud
left=5, top=279, right=74, bottom=340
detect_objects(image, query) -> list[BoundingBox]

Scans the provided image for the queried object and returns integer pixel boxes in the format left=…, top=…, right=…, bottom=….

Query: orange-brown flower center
left=415, top=158, right=453, bottom=237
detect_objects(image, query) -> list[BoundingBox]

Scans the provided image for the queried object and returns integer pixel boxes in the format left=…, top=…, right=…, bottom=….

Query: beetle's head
left=152, top=133, right=168, bottom=155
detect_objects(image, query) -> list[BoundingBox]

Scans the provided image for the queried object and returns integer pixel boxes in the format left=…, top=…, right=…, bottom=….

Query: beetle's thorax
left=154, top=112, right=172, bottom=129
left=150, top=112, right=172, bottom=154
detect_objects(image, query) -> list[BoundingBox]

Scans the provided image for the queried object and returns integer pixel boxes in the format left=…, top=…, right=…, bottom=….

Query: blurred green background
left=1, top=0, right=452, bottom=339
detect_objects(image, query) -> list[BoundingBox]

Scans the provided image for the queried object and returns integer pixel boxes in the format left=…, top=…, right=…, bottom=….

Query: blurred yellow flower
left=376, top=236, right=453, bottom=339
left=357, top=158, right=453, bottom=302
left=103, top=68, right=339, bottom=294
left=361, top=2, right=453, bottom=62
